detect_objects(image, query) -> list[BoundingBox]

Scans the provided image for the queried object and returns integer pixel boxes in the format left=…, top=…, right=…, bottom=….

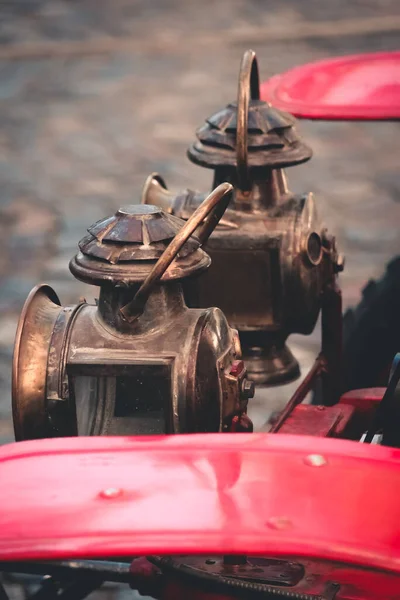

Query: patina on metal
left=12, top=181, right=255, bottom=441
left=142, top=50, right=343, bottom=388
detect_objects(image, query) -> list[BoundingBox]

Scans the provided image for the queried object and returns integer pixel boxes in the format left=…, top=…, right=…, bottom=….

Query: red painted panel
left=1, top=434, right=400, bottom=573
left=260, top=51, right=400, bottom=120
left=277, top=404, right=354, bottom=437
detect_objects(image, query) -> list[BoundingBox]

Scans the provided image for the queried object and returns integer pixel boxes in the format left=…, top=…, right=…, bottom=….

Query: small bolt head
left=335, top=254, right=345, bottom=273
left=267, top=516, right=293, bottom=530
left=99, top=487, right=124, bottom=499
left=304, top=454, right=327, bottom=467
left=230, top=360, right=245, bottom=377
left=321, top=228, right=334, bottom=248
left=231, top=413, right=253, bottom=433
left=242, top=379, right=255, bottom=399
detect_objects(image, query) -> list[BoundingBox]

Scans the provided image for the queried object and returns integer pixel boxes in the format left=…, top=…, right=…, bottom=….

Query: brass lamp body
left=142, top=51, right=342, bottom=385
left=12, top=183, right=254, bottom=441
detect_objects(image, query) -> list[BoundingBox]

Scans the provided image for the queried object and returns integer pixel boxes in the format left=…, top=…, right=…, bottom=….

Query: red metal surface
left=1, top=433, right=400, bottom=574
left=277, top=403, right=354, bottom=437
left=340, top=387, right=386, bottom=405
left=340, top=387, right=385, bottom=435
left=269, top=355, right=325, bottom=432
left=260, top=51, right=400, bottom=120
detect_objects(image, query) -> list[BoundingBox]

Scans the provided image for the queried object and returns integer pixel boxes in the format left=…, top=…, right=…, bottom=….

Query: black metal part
left=364, top=354, right=400, bottom=446
left=323, top=582, right=341, bottom=600
left=0, top=561, right=133, bottom=600
left=0, top=561, right=132, bottom=583
left=320, top=281, right=343, bottom=406
left=342, top=257, right=400, bottom=392
left=149, top=556, right=326, bottom=599
left=27, top=576, right=61, bottom=600
left=0, top=558, right=342, bottom=600
left=181, top=555, right=304, bottom=586
left=42, top=576, right=103, bottom=600
left=0, top=581, right=9, bottom=600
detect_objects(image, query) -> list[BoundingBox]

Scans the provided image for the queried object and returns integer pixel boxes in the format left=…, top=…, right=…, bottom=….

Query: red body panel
left=1, top=433, right=400, bottom=574
left=338, top=388, right=386, bottom=436
left=278, top=403, right=354, bottom=437
left=260, top=51, right=400, bottom=120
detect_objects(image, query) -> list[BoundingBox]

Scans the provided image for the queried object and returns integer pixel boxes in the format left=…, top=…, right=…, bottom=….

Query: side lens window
left=110, top=365, right=171, bottom=435
left=73, top=376, right=109, bottom=435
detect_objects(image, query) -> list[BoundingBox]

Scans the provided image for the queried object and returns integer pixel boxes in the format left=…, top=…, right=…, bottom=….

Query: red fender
left=1, top=433, right=400, bottom=574
left=260, top=51, right=400, bottom=120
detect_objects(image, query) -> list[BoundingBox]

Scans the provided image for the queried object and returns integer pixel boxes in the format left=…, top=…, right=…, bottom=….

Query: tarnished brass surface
left=120, top=182, right=232, bottom=321
left=12, top=179, right=253, bottom=440
left=236, top=50, right=260, bottom=192
left=143, top=50, right=341, bottom=386
left=12, top=285, right=62, bottom=440
left=70, top=202, right=211, bottom=286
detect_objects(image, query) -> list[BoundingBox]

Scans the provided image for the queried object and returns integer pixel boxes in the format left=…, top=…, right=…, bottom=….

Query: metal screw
left=266, top=516, right=293, bottom=530
left=99, top=487, right=123, bottom=499
left=321, top=228, right=331, bottom=246
left=229, top=413, right=253, bottom=433
left=241, top=379, right=255, bottom=399
left=335, top=254, right=345, bottom=273
left=304, top=454, right=327, bottom=467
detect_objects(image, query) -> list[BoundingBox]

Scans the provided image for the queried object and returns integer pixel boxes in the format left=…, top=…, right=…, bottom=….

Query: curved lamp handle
left=120, top=182, right=233, bottom=322
left=236, top=49, right=260, bottom=192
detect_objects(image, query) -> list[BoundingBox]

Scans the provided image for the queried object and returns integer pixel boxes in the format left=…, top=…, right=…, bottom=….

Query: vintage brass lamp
left=12, top=182, right=255, bottom=441
left=143, top=51, right=343, bottom=390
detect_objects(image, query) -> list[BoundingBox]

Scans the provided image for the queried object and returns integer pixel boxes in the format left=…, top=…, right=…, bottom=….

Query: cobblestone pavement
left=0, top=0, right=400, bottom=596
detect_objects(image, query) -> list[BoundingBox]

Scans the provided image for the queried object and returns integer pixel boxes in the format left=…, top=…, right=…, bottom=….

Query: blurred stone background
left=1, top=0, right=400, bottom=443
left=0, top=0, right=400, bottom=597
